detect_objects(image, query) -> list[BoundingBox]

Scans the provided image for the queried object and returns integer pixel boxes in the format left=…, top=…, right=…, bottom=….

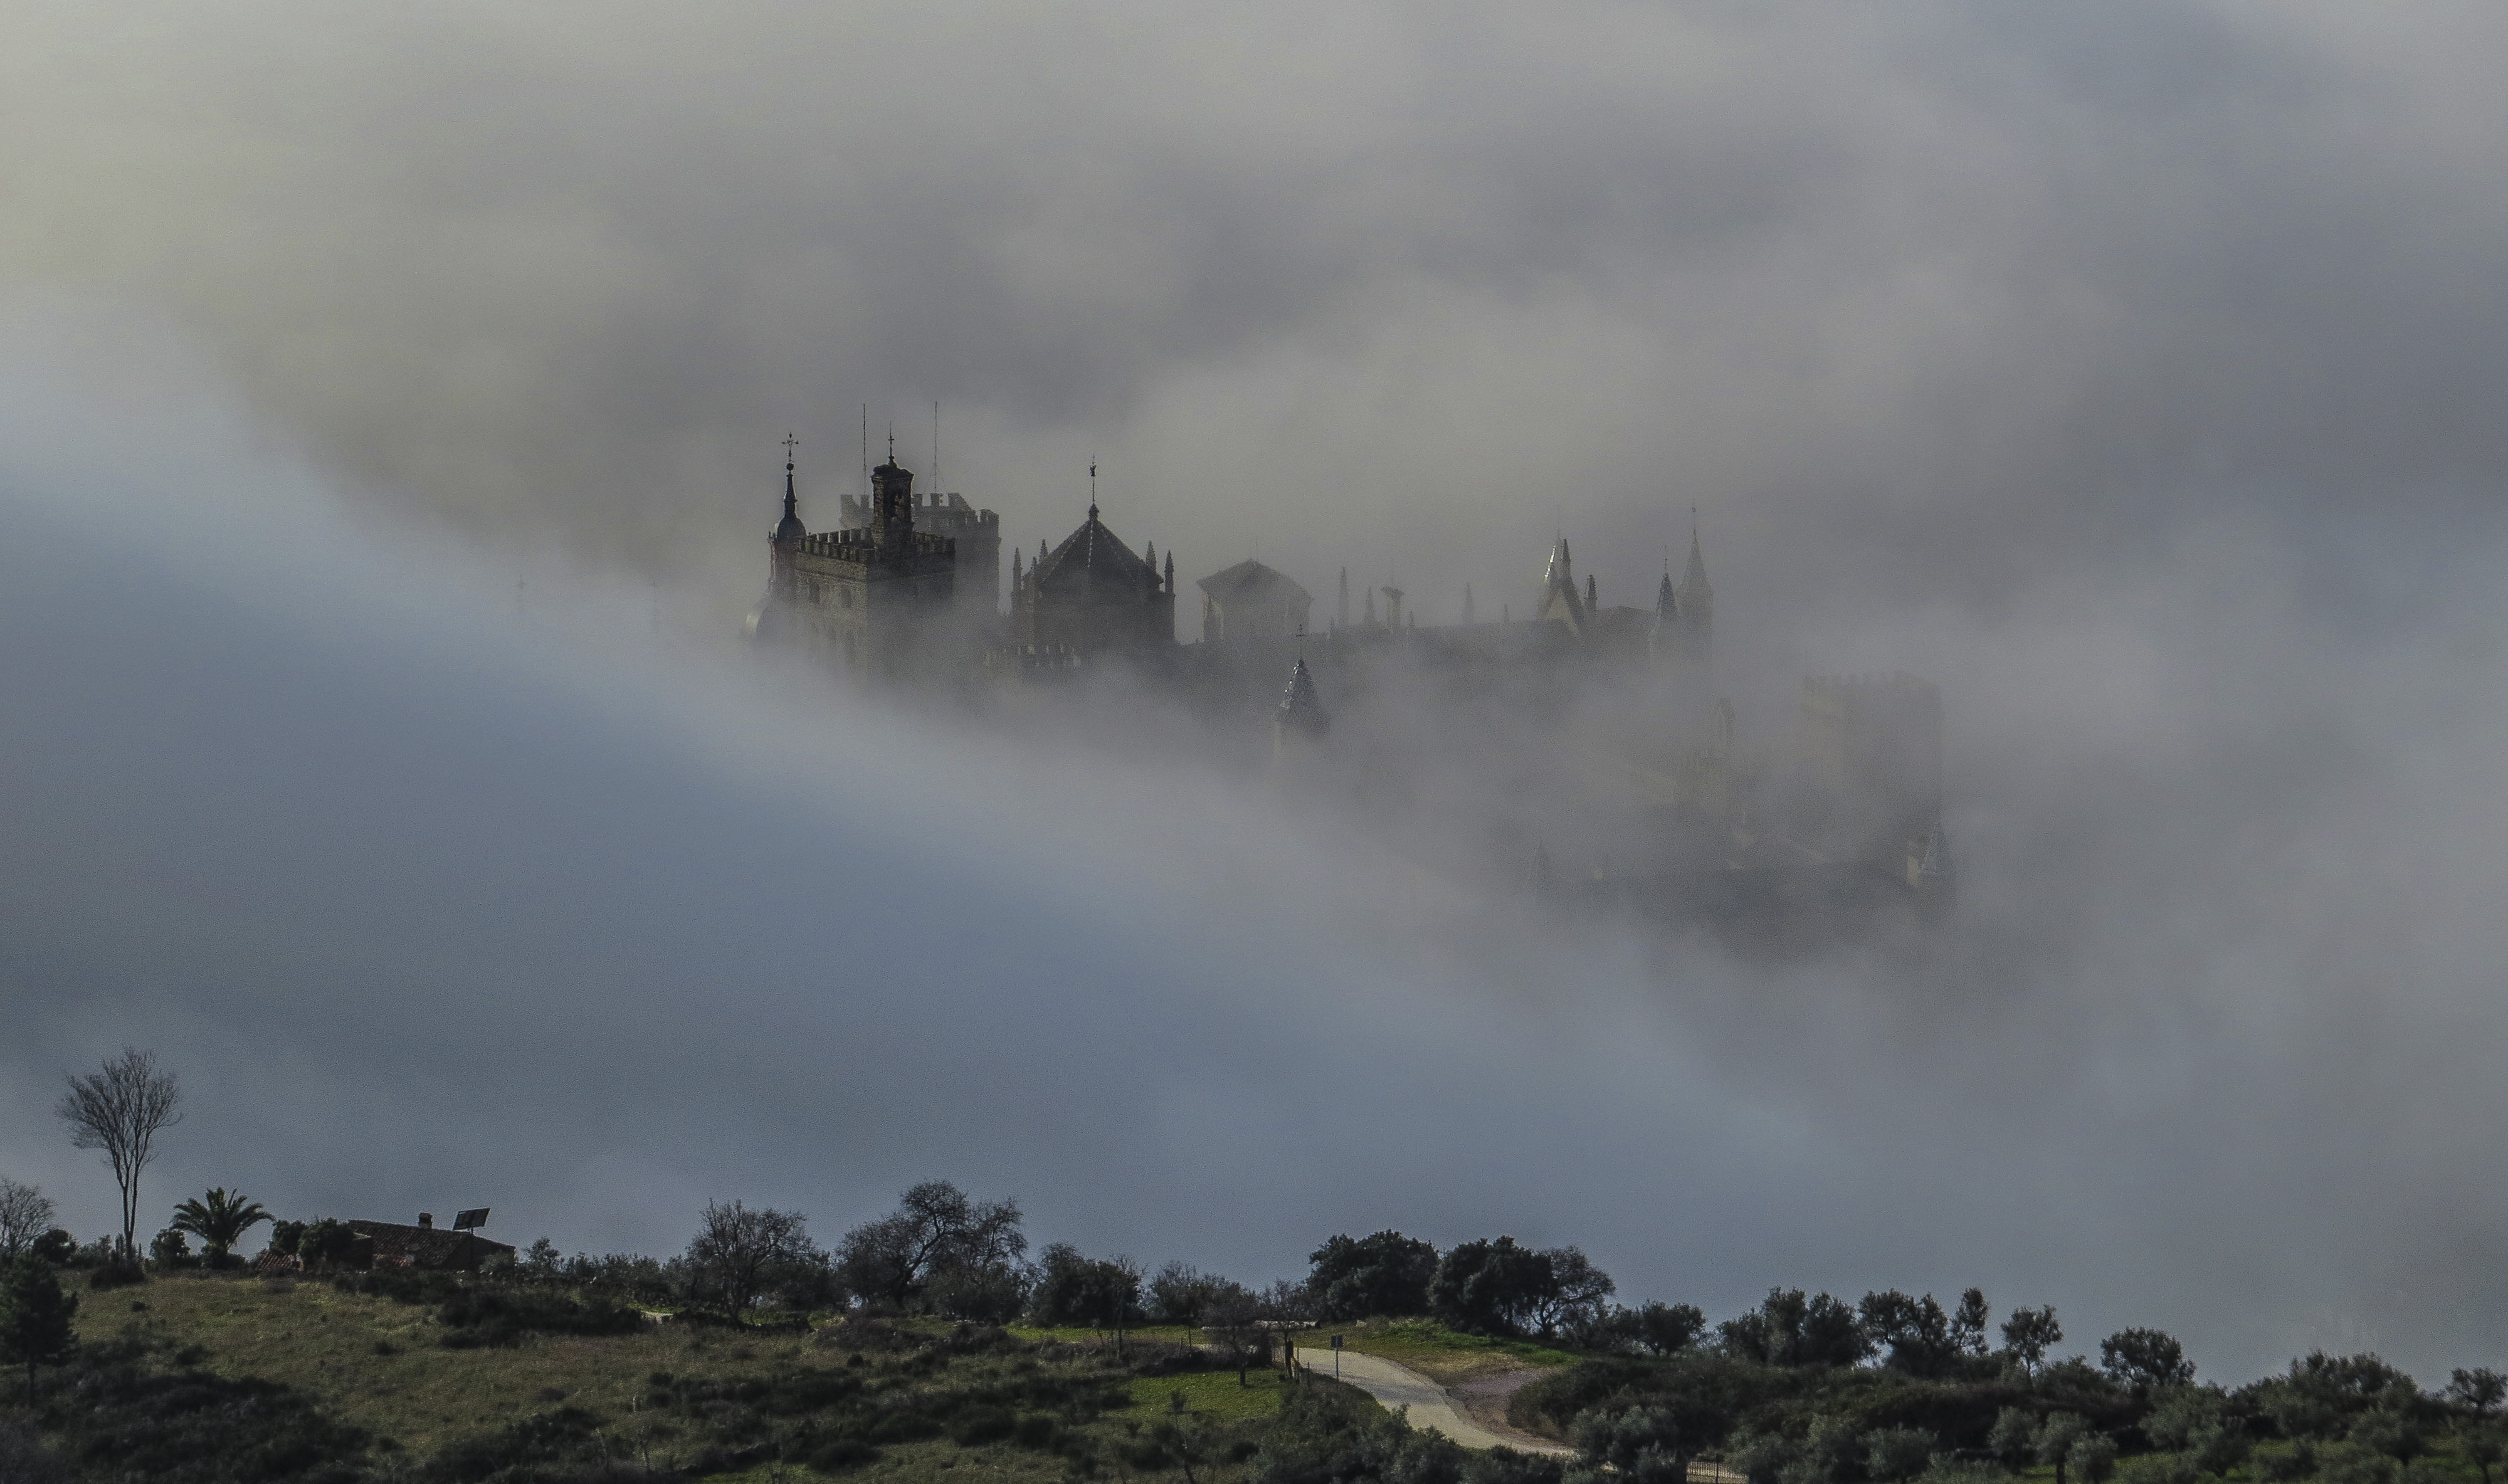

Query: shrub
left=949, top=1405, right=1019, bottom=1446
left=434, top=1288, right=643, bottom=1348
left=43, top=1336, right=372, bottom=1482
left=149, top=1228, right=197, bottom=1270
left=808, top=1438, right=881, bottom=1473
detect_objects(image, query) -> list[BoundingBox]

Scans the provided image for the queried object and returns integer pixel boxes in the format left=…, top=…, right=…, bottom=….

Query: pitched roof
left=1031, top=508, right=1159, bottom=599
left=1196, top=559, right=1310, bottom=608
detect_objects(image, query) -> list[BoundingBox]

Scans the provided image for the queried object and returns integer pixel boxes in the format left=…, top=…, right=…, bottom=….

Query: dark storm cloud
left=4, top=0, right=2508, bottom=1386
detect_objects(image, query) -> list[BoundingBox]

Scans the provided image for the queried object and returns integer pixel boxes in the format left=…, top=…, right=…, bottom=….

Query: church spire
left=772, top=433, right=806, bottom=545
left=1675, top=505, right=1714, bottom=658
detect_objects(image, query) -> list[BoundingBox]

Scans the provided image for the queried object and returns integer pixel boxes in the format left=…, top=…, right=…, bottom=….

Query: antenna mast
left=861, top=404, right=870, bottom=503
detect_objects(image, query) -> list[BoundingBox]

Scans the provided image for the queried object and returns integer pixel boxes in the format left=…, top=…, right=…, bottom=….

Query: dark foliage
left=1719, top=1290, right=1875, bottom=1369
left=329, top=1268, right=468, bottom=1307
left=1512, top=1349, right=2137, bottom=1456
left=1862, top=1292, right=1961, bottom=1379
left=434, top=1287, right=645, bottom=1348
left=85, top=1258, right=147, bottom=1291
left=835, top=1181, right=1028, bottom=1318
left=0, top=1420, right=71, bottom=1484
left=1252, top=1374, right=1563, bottom=1484
left=1151, top=1261, right=1259, bottom=1329
left=2239, top=1354, right=2421, bottom=1441
left=1030, top=1244, right=1141, bottom=1329
left=1430, top=1238, right=1556, bottom=1337
left=2101, top=1330, right=2197, bottom=1392
left=418, top=1406, right=620, bottom=1482
left=1578, top=1402, right=1693, bottom=1483
left=296, top=1219, right=361, bottom=1270
left=1309, top=1232, right=1440, bottom=1321
left=29, top=1231, right=76, bottom=1266
left=0, top=1253, right=79, bottom=1404
left=42, top=1337, right=372, bottom=1483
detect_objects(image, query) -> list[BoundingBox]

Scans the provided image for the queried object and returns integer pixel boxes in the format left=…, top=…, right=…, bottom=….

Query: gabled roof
left=1031, top=508, right=1158, bottom=599
left=1197, top=559, right=1310, bottom=608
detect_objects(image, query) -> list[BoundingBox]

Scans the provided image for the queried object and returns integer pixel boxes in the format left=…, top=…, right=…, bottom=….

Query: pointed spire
left=1277, top=656, right=1329, bottom=737
left=1363, top=587, right=1377, bottom=626
left=1163, top=549, right=1176, bottom=595
left=1655, top=571, right=1677, bottom=621
left=772, top=433, right=806, bottom=545
left=1586, top=572, right=1597, bottom=609
left=1011, top=547, right=1024, bottom=595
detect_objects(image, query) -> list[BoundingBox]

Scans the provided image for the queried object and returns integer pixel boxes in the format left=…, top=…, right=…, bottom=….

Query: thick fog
left=6, top=1, right=2508, bottom=1387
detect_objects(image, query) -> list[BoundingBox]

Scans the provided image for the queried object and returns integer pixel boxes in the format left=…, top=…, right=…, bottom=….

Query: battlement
left=840, top=490, right=998, bottom=532
left=791, top=528, right=956, bottom=563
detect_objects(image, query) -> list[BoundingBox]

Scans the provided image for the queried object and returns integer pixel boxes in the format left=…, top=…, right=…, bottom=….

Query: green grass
left=67, top=1273, right=1319, bottom=1483
left=75, top=1273, right=825, bottom=1456
left=1122, top=1366, right=1300, bottom=1423
left=1006, top=1322, right=1204, bottom=1345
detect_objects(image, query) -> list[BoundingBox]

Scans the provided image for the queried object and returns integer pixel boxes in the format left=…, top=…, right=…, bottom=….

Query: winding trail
left=1288, top=1344, right=1573, bottom=1455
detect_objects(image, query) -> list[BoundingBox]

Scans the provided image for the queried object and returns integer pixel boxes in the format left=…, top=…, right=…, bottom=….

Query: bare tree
left=683, top=1200, right=821, bottom=1317
left=835, top=1180, right=1026, bottom=1311
left=0, top=1182, right=55, bottom=1263
left=55, top=1049, right=182, bottom=1261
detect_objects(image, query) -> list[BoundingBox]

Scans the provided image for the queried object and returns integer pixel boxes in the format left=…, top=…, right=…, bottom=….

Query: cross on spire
left=782, top=431, right=799, bottom=468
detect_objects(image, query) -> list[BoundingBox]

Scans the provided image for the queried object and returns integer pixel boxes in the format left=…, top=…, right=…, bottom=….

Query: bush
left=0, top=1421, right=70, bottom=1484
left=808, top=1438, right=881, bottom=1473
left=42, top=1336, right=372, bottom=1482
left=434, top=1288, right=644, bottom=1348
left=951, top=1405, right=1020, bottom=1446
left=416, top=1405, right=609, bottom=1483
left=149, top=1228, right=198, bottom=1270
left=86, top=1258, right=146, bottom=1291
left=29, top=1231, right=76, bottom=1267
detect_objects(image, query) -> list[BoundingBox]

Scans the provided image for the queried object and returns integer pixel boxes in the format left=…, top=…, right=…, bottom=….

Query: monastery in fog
left=747, top=445, right=1951, bottom=934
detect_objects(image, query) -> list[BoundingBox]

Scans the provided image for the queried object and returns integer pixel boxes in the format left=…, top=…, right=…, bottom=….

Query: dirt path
left=1290, top=1344, right=1573, bottom=1455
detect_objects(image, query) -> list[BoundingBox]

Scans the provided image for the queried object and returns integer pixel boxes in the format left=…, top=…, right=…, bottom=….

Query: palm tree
left=169, top=1188, right=273, bottom=1261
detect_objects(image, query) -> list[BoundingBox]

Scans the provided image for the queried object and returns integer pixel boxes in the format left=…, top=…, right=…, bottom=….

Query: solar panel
left=452, top=1208, right=490, bottom=1230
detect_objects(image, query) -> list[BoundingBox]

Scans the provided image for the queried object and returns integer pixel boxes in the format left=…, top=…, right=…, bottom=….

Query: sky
left=5, top=1, right=2508, bottom=1385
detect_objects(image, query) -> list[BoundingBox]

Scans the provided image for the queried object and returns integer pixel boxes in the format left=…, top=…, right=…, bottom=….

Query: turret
left=773, top=456, right=807, bottom=548
left=869, top=455, right=914, bottom=553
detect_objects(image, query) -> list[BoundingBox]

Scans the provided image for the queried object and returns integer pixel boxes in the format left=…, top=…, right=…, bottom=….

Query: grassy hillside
left=48, top=1271, right=1335, bottom=1482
